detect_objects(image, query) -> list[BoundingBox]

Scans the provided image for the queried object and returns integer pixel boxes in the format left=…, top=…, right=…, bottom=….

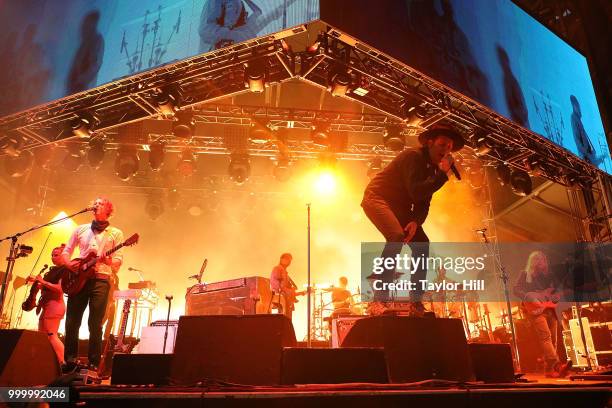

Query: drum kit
left=309, top=285, right=368, bottom=341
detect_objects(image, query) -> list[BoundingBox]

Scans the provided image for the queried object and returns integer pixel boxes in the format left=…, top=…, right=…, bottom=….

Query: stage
left=74, top=376, right=611, bottom=407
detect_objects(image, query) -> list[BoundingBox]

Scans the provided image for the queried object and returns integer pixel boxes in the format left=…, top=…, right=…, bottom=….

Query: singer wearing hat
left=361, top=124, right=464, bottom=312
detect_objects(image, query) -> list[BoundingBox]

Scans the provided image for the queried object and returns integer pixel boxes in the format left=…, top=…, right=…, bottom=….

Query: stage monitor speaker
left=342, top=316, right=474, bottom=383
left=281, top=347, right=388, bottom=384
left=0, top=329, right=61, bottom=386
left=170, top=315, right=296, bottom=385
left=468, top=343, right=515, bottom=383
left=111, top=354, right=173, bottom=385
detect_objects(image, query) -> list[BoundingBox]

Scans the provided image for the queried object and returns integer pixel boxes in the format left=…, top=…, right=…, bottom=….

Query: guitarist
left=513, top=250, right=571, bottom=377
left=270, top=253, right=300, bottom=321
left=61, top=197, right=124, bottom=371
left=25, top=244, right=67, bottom=365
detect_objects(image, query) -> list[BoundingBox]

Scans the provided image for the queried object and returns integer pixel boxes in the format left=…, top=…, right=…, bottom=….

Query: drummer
left=331, top=276, right=353, bottom=314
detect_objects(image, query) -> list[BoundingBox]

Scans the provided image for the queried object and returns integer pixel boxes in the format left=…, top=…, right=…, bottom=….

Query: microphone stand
left=307, top=203, right=311, bottom=348
left=0, top=207, right=91, bottom=321
left=163, top=295, right=173, bottom=354
left=479, top=228, right=521, bottom=372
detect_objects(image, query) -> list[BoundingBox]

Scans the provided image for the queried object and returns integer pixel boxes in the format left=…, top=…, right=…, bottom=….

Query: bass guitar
left=62, top=234, right=139, bottom=296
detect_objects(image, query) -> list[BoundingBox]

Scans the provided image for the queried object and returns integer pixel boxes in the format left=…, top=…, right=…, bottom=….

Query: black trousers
left=362, top=194, right=429, bottom=302
left=64, top=278, right=110, bottom=366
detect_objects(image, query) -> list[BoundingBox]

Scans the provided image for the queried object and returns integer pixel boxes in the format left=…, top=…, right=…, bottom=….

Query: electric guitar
left=98, top=298, right=135, bottom=377
left=523, top=287, right=561, bottom=316
left=62, top=233, right=139, bottom=296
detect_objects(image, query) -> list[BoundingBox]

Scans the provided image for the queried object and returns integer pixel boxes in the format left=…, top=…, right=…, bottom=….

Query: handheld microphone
left=450, top=163, right=461, bottom=180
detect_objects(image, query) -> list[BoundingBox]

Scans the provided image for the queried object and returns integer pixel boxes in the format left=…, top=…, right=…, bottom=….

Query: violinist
left=25, top=244, right=67, bottom=365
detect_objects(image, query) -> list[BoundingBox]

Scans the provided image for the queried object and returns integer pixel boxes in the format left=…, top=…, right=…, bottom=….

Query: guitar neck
left=105, top=242, right=124, bottom=258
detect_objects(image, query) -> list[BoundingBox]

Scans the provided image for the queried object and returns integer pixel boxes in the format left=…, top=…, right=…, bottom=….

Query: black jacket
left=362, top=146, right=448, bottom=225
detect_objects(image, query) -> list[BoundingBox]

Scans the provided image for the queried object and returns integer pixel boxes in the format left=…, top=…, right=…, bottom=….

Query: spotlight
left=145, top=195, right=164, bottom=220
left=188, top=202, right=203, bottom=217
left=249, top=120, right=272, bottom=144
left=173, top=110, right=195, bottom=139
left=115, top=146, right=139, bottom=181
left=273, top=157, right=292, bottom=182
left=245, top=61, right=266, bottom=93
left=87, top=138, right=105, bottom=169
left=148, top=141, right=165, bottom=171
left=70, top=113, right=99, bottom=138
left=167, top=188, right=180, bottom=210
left=177, top=149, right=196, bottom=177
left=62, top=144, right=85, bottom=172
left=310, top=123, right=331, bottom=146
left=367, top=157, right=383, bottom=178
left=0, top=134, right=24, bottom=157
left=524, top=157, right=545, bottom=177
left=496, top=163, right=511, bottom=186
left=228, top=154, right=251, bottom=184
left=510, top=169, right=532, bottom=196
left=329, top=70, right=351, bottom=97
left=4, top=150, right=34, bottom=177
left=155, top=87, right=181, bottom=116
left=473, top=131, right=494, bottom=156
left=468, top=169, right=485, bottom=189
left=383, top=126, right=405, bottom=151
left=403, top=104, right=428, bottom=127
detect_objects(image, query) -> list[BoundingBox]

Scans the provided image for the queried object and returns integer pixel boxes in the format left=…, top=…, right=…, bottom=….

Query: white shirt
left=62, top=224, right=124, bottom=276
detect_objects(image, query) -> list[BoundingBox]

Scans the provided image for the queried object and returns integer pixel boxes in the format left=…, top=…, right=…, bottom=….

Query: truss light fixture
left=115, top=146, right=140, bottom=181
left=383, top=126, right=405, bottom=151
left=228, top=154, right=251, bottom=184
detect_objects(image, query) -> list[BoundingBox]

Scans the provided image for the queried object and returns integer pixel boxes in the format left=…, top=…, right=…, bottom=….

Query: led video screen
left=321, top=0, right=611, bottom=173
left=0, top=0, right=319, bottom=116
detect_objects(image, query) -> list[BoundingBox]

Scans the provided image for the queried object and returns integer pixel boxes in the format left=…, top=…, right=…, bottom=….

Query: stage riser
left=77, top=389, right=612, bottom=408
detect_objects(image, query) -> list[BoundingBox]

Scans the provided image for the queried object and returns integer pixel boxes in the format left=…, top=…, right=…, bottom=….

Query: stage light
left=473, top=131, right=494, bottom=156
left=87, top=138, right=105, bottom=169
left=228, top=154, right=251, bottom=184
left=311, top=123, right=331, bottom=146
left=145, top=195, right=164, bottom=220
left=404, top=104, right=428, bottom=127
left=115, top=146, right=139, bottom=181
left=167, top=188, right=180, bottom=210
left=70, top=113, right=99, bottom=138
left=245, top=61, right=266, bottom=93
left=249, top=120, right=272, bottom=144
left=468, top=168, right=485, bottom=189
left=383, top=126, right=405, bottom=151
left=496, top=163, right=511, bottom=186
left=62, top=144, right=85, bottom=172
left=188, top=202, right=202, bottom=217
left=177, top=149, right=196, bottom=177
left=524, top=157, right=545, bottom=177
left=367, top=157, right=383, bottom=178
left=329, top=70, right=351, bottom=97
left=273, top=157, right=292, bottom=182
left=155, top=88, right=181, bottom=116
left=148, top=141, right=165, bottom=171
left=315, top=171, right=337, bottom=195
left=0, top=134, right=24, bottom=157
left=173, top=110, right=195, bottom=139
left=510, top=169, right=532, bottom=196
left=4, top=150, right=34, bottom=177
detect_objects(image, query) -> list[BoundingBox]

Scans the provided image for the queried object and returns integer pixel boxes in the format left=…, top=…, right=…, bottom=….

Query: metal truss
left=0, top=23, right=608, bottom=189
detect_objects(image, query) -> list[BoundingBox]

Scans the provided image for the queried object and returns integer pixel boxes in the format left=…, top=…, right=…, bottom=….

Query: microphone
left=450, top=163, right=461, bottom=180
left=165, top=295, right=173, bottom=301
left=475, top=228, right=487, bottom=234
left=128, top=267, right=142, bottom=272
left=84, top=206, right=97, bottom=212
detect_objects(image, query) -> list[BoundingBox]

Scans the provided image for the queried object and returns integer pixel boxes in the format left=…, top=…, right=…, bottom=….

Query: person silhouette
left=570, top=95, right=603, bottom=165
left=496, top=45, right=529, bottom=128
left=198, top=0, right=262, bottom=52
left=67, top=10, right=105, bottom=94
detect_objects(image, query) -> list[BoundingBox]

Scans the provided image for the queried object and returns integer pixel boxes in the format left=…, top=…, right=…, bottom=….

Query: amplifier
left=185, top=276, right=272, bottom=316
left=331, top=316, right=365, bottom=348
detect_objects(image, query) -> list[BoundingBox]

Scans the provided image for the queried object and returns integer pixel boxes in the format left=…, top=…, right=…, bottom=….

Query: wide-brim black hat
left=418, top=125, right=465, bottom=152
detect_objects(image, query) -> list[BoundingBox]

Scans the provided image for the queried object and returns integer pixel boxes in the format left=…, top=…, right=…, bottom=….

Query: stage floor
left=75, top=375, right=611, bottom=408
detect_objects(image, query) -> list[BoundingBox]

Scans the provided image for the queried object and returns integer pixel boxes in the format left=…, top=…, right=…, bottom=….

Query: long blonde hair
left=525, top=250, right=547, bottom=283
